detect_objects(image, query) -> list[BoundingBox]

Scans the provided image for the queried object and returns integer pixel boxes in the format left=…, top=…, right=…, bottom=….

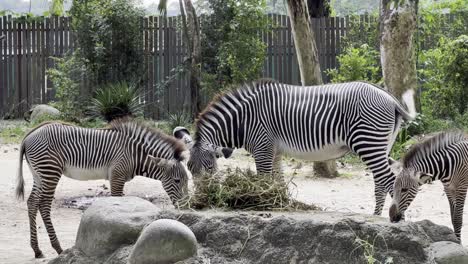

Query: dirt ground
left=1, top=143, right=467, bottom=264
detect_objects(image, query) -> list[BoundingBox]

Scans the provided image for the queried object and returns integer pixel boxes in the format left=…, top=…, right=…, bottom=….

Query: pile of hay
left=181, top=168, right=320, bottom=211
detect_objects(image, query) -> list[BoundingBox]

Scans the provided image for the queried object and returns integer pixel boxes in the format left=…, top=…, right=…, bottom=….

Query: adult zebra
left=176, top=80, right=416, bottom=215
left=16, top=119, right=191, bottom=258
left=390, top=132, right=468, bottom=241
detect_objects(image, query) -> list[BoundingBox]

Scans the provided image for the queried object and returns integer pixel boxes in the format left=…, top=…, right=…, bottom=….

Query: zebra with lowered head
left=175, top=79, right=417, bottom=216
left=389, top=132, right=468, bottom=241
left=16, top=119, right=191, bottom=258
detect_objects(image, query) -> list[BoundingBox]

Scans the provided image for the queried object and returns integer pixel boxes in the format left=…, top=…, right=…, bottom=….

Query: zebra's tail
left=16, top=142, right=25, bottom=200
left=398, top=89, right=417, bottom=121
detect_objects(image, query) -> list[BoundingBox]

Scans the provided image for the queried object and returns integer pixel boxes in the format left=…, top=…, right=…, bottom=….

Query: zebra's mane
left=403, top=131, right=466, bottom=167
left=194, top=78, right=278, bottom=143
left=108, top=118, right=188, bottom=161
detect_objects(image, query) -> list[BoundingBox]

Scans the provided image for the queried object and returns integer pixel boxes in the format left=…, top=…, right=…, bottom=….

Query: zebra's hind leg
left=38, top=172, right=63, bottom=255
left=27, top=184, right=43, bottom=258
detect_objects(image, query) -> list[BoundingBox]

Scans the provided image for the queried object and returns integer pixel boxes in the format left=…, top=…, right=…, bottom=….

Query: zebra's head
left=148, top=153, right=191, bottom=205
left=187, top=142, right=233, bottom=175
left=389, top=161, right=433, bottom=223
left=172, top=127, right=233, bottom=176
left=173, top=127, right=234, bottom=176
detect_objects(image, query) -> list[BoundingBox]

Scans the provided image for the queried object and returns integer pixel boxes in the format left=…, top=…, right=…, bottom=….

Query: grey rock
left=51, top=197, right=467, bottom=264
left=75, top=196, right=159, bottom=257
left=429, top=241, right=468, bottom=264
left=129, top=219, right=198, bottom=264
left=26, top=104, right=60, bottom=122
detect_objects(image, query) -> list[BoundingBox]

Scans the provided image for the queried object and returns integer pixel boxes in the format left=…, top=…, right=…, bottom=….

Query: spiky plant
left=89, top=82, right=143, bottom=122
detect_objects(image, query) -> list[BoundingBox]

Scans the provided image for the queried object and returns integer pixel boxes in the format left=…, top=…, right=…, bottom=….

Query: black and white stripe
left=184, top=79, right=416, bottom=216
left=390, top=132, right=468, bottom=241
left=16, top=119, right=190, bottom=258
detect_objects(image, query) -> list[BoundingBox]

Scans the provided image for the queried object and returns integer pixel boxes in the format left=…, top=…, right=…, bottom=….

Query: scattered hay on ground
left=179, top=168, right=321, bottom=211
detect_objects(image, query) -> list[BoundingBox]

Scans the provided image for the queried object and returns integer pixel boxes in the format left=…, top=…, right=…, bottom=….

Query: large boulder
left=75, top=196, right=160, bottom=257
left=51, top=197, right=468, bottom=264
left=129, top=219, right=198, bottom=264
left=25, top=104, right=60, bottom=122
left=429, top=241, right=468, bottom=264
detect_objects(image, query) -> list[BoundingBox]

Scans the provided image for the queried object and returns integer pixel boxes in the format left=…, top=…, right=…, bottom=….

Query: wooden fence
left=0, top=13, right=456, bottom=119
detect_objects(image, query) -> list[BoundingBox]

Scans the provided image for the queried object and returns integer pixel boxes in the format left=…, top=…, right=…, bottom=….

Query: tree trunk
left=181, top=0, right=202, bottom=119
left=380, top=0, right=418, bottom=99
left=286, top=0, right=338, bottom=178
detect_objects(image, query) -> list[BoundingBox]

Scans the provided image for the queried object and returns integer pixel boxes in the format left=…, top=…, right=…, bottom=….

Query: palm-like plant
left=89, top=81, right=143, bottom=122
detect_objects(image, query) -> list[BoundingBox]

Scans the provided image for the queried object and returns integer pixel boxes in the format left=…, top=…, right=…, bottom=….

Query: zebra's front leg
left=27, top=184, right=43, bottom=258
left=38, top=173, right=63, bottom=255
left=373, top=184, right=387, bottom=215
left=452, top=188, right=467, bottom=242
left=109, top=169, right=127, bottom=196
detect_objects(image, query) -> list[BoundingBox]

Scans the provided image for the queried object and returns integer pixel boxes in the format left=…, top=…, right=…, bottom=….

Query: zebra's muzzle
left=389, top=204, right=402, bottom=222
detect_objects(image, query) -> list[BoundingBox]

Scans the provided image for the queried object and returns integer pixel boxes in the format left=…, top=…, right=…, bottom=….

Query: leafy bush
left=47, top=54, right=87, bottom=121
left=167, top=111, right=193, bottom=132
left=200, top=0, right=268, bottom=93
left=89, top=82, right=143, bottom=122
left=419, top=35, right=468, bottom=120
left=327, top=44, right=381, bottom=83
left=70, top=0, right=144, bottom=86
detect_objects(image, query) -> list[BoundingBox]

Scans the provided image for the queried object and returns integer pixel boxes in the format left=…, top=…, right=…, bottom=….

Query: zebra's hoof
left=35, top=252, right=45, bottom=258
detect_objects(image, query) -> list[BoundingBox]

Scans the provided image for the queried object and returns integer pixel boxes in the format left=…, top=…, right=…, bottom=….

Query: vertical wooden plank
left=262, top=15, right=268, bottom=79
left=159, top=15, right=165, bottom=119
left=153, top=16, right=160, bottom=119
left=149, top=16, right=155, bottom=118
left=273, top=14, right=279, bottom=82
left=329, top=17, right=336, bottom=83
left=39, top=17, right=46, bottom=103
left=30, top=20, right=35, bottom=106
left=286, top=15, right=293, bottom=85
left=63, top=17, right=69, bottom=53
left=8, top=15, right=14, bottom=109
left=267, top=14, right=273, bottom=80
left=281, top=14, right=287, bottom=83
left=0, top=16, right=4, bottom=116
left=169, top=17, right=176, bottom=114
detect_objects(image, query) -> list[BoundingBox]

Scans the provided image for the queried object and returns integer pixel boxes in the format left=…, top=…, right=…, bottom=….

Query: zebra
left=176, top=80, right=417, bottom=215
left=15, top=119, right=191, bottom=258
left=389, top=132, right=468, bottom=241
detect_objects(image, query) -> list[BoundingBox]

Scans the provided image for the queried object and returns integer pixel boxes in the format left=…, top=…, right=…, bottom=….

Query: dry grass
left=180, top=168, right=321, bottom=211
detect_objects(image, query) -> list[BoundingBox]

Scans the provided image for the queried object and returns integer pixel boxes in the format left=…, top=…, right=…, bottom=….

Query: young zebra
left=16, top=119, right=191, bottom=258
left=389, top=132, right=468, bottom=241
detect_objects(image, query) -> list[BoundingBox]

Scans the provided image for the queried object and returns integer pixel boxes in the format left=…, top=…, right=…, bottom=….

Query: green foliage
left=341, top=14, right=379, bottom=49
left=327, top=44, right=381, bottom=83
left=167, top=111, right=193, bottom=132
left=70, top=0, right=144, bottom=86
left=200, top=0, right=268, bottom=95
left=390, top=128, right=417, bottom=160
left=0, top=125, right=28, bottom=144
left=46, top=54, right=87, bottom=121
left=89, top=82, right=143, bottom=122
left=419, top=35, right=468, bottom=120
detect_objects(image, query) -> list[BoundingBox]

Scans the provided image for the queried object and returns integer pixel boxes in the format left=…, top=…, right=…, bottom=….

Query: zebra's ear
left=149, top=155, right=176, bottom=168
left=389, top=158, right=403, bottom=173
left=417, top=172, right=433, bottom=185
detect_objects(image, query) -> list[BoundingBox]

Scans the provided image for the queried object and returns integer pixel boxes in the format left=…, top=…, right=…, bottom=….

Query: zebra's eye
left=401, top=188, right=408, bottom=193
left=174, top=178, right=181, bottom=183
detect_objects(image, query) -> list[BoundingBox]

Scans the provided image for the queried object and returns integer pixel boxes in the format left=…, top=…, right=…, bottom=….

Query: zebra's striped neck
left=195, top=82, right=263, bottom=148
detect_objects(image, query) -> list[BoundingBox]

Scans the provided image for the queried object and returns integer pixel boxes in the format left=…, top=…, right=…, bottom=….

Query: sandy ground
left=0, top=144, right=467, bottom=264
